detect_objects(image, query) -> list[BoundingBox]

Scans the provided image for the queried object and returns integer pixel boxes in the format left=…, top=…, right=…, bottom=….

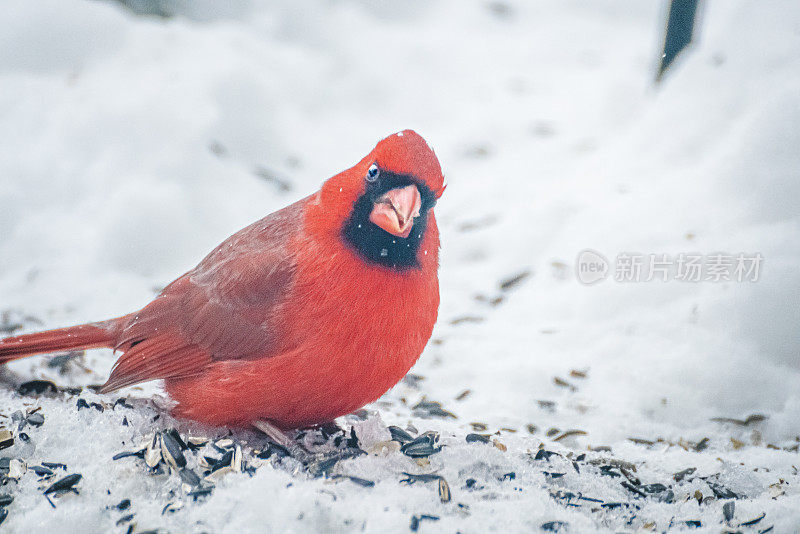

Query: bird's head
left=310, top=130, right=445, bottom=270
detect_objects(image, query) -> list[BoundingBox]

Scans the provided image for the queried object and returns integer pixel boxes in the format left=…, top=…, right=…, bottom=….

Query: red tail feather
left=0, top=323, right=115, bottom=364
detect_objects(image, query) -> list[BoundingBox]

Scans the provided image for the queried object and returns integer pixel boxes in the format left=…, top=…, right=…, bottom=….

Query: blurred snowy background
left=1, top=0, right=798, bottom=532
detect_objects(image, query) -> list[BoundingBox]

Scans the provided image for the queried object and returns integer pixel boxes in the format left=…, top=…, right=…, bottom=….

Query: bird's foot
left=252, top=420, right=314, bottom=464
left=252, top=420, right=365, bottom=477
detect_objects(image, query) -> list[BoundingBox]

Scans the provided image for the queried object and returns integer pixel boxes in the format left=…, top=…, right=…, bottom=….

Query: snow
left=1, top=0, right=799, bottom=532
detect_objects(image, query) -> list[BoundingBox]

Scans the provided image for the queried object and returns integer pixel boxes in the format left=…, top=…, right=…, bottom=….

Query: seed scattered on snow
left=203, top=444, right=243, bottom=482
left=303, top=456, right=333, bottom=478
left=449, top=315, right=484, bottom=326
left=710, top=414, right=767, bottom=426
left=331, top=475, right=375, bottom=487
left=160, top=430, right=187, bottom=469
left=400, top=472, right=442, bottom=484
left=553, top=377, right=576, bottom=390
left=723, top=500, right=735, bottom=522
left=17, top=380, right=58, bottom=396
left=537, top=400, right=556, bottom=411
left=76, top=398, right=104, bottom=411
left=162, top=500, right=184, bottom=514
left=740, top=512, right=766, bottom=526
left=211, top=450, right=234, bottom=473
left=144, top=434, right=162, bottom=469
left=673, top=467, right=696, bottom=482
left=41, top=461, right=67, bottom=470
left=165, top=428, right=188, bottom=449
left=553, top=429, right=587, bottom=442
left=113, top=397, right=134, bottom=409
left=621, top=481, right=646, bottom=497
left=186, top=437, right=208, bottom=450
left=402, top=373, right=425, bottom=388
left=412, top=399, right=456, bottom=419
left=115, top=513, right=134, bottom=526
left=400, top=432, right=442, bottom=458
left=409, top=514, right=439, bottom=532
left=693, top=437, right=709, bottom=451
left=533, top=449, right=558, bottom=461
left=465, top=433, right=490, bottom=444
left=0, top=399, right=775, bottom=531
left=730, top=437, right=746, bottom=450
left=598, top=465, right=623, bottom=480
left=588, top=457, right=637, bottom=472
left=438, top=477, right=451, bottom=503
left=388, top=426, right=414, bottom=444
left=0, top=429, right=13, bottom=450
left=44, top=473, right=82, bottom=494
left=204, top=465, right=234, bottom=483
left=178, top=468, right=201, bottom=487
left=640, top=483, right=667, bottom=494
left=455, top=389, right=471, bottom=401
left=113, top=447, right=146, bottom=461
left=499, top=270, right=530, bottom=291
left=187, top=487, right=213, bottom=500
left=215, top=438, right=234, bottom=449
left=492, top=439, right=507, bottom=452
left=232, top=444, right=243, bottom=472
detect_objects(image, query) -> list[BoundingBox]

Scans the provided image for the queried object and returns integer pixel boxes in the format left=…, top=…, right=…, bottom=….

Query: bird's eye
left=366, top=163, right=380, bottom=182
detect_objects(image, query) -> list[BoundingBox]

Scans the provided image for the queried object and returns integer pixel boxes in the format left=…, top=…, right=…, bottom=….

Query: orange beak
left=369, top=184, right=422, bottom=238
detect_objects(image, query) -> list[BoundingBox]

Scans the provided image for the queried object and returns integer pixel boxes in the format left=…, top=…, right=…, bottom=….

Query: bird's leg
left=252, top=420, right=314, bottom=464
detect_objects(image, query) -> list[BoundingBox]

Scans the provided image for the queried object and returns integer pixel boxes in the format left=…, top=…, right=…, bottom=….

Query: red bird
left=0, top=130, right=445, bottom=429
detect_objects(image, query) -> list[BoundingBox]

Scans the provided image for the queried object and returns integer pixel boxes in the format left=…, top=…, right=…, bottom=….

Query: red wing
left=101, top=335, right=209, bottom=392
left=101, top=201, right=303, bottom=393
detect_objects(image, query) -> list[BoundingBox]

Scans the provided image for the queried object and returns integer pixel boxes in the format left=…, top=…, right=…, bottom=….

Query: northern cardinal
left=0, top=130, right=445, bottom=429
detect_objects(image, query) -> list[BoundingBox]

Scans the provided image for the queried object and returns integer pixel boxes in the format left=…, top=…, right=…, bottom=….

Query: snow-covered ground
left=1, top=0, right=799, bottom=532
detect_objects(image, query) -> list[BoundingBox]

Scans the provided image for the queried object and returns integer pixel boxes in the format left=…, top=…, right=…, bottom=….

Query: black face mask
left=341, top=169, right=437, bottom=270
